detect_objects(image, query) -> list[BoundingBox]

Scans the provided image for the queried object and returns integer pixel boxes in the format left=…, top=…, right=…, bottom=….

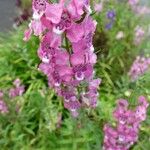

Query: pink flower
left=128, top=0, right=139, bottom=7
left=9, top=79, right=25, bottom=98
left=0, top=100, right=8, bottom=114
left=103, top=96, right=149, bottom=150
left=32, top=20, right=46, bottom=36
left=134, top=26, right=145, bottom=45
left=23, top=28, right=32, bottom=41
left=32, top=0, right=47, bottom=12
left=138, top=96, right=149, bottom=108
left=67, top=0, right=85, bottom=19
left=128, top=56, right=150, bottom=81
left=135, top=6, right=150, bottom=15
left=45, top=1, right=64, bottom=24
left=25, top=0, right=100, bottom=116
left=0, top=91, right=8, bottom=114
left=94, top=2, right=103, bottom=13
left=66, top=23, right=84, bottom=43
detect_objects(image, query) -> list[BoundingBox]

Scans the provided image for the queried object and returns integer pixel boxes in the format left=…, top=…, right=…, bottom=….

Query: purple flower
left=107, top=10, right=116, bottom=20
left=105, top=21, right=114, bottom=30
left=105, top=10, right=116, bottom=30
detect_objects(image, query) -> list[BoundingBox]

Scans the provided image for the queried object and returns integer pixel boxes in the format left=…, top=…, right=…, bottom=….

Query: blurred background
left=0, top=0, right=31, bottom=32
left=0, top=0, right=16, bottom=32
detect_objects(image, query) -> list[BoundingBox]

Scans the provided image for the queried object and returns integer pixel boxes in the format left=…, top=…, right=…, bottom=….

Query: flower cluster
left=105, top=10, right=116, bottom=30
left=0, top=91, right=8, bottom=114
left=9, top=78, right=25, bottom=98
left=94, top=1, right=103, bottom=13
left=103, top=96, right=149, bottom=150
left=128, top=56, right=150, bottom=81
left=0, top=79, right=25, bottom=114
left=128, top=0, right=139, bottom=7
left=134, top=26, right=145, bottom=45
left=24, top=0, right=101, bottom=116
left=128, top=0, right=150, bottom=15
left=135, top=6, right=150, bottom=15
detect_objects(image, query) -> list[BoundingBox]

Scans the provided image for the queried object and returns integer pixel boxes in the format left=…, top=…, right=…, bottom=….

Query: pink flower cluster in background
left=128, top=0, right=139, bottom=7
left=135, top=6, right=150, bottom=15
left=134, top=26, right=145, bottom=45
left=94, top=1, right=103, bottom=13
left=128, top=56, right=150, bottom=81
left=24, top=0, right=101, bottom=116
left=0, top=79, right=25, bottom=114
left=9, top=78, right=25, bottom=98
left=103, top=96, right=149, bottom=150
left=128, top=0, right=150, bottom=15
left=0, top=91, right=8, bottom=114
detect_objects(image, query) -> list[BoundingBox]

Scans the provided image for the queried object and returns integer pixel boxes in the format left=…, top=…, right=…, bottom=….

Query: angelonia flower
left=103, top=96, right=149, bottom=150
left=105, top=10, right=116, bottom=30
left=128, top=0, right=150, bottom=16
left=128, top=56, right=150, bottom=81
left=9, top=78, right=25, bottom=98
left=0, top=91, right=8, bottom=114
left=94, top=2, right=103, bottom=13
left=105, top=22, right=113, bottom=30
left=134, top=26, right=145, bottom=45
left=128, top=0, right=139, bottom=7
left=24, top=0, right=101, bottom=116
left=0, top=79, right=25, bottom=114
left=135, top=6, right=150, bottom=15
left=107, top=10, right=116, bottom=20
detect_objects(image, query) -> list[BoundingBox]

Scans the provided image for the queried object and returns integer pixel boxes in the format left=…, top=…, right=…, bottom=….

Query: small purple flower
left=105, top=10, right=116, bottom=30
left=105, top=22, right=114, bottom=30
left=107, top=10, right=116, bottom=20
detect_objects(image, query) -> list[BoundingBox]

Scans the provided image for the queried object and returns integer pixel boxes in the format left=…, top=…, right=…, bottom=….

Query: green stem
left=65, top=34, right=71, bottom=54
